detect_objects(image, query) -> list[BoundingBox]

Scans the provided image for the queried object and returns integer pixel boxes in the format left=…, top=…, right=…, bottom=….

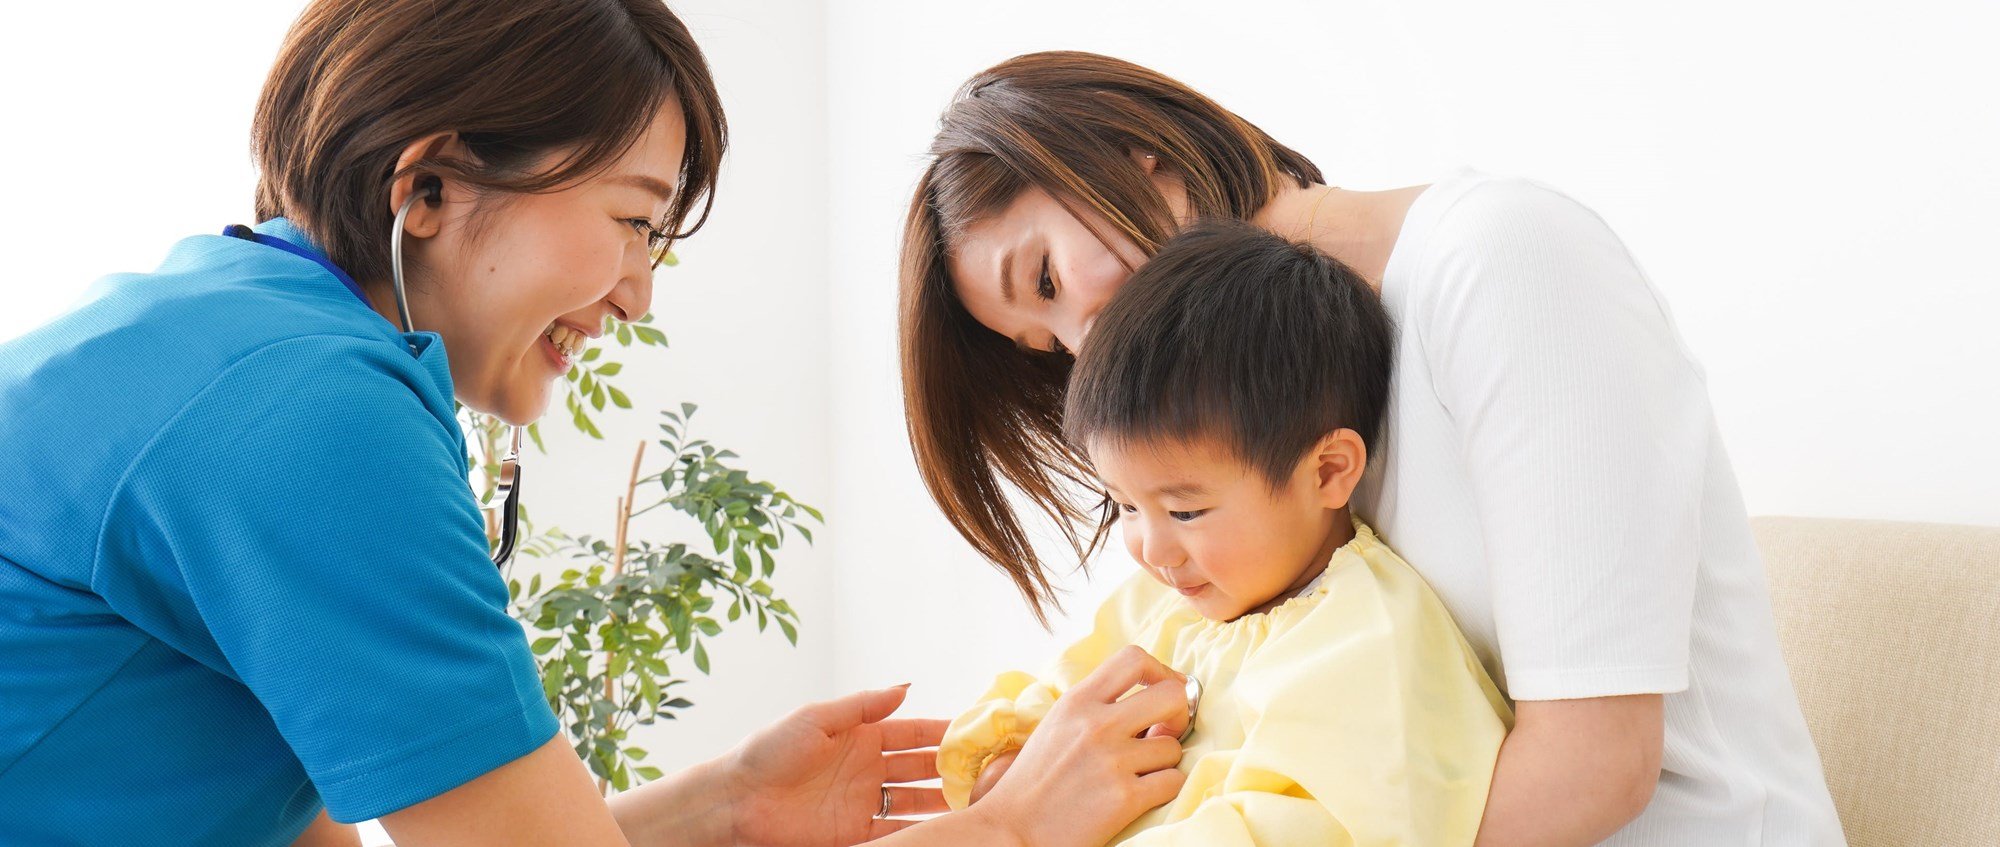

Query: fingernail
left=894, top=682, right=912, bottom=689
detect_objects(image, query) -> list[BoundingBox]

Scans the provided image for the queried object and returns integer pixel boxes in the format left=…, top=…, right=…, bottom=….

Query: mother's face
left=948, top=187, right=1154, bottom=357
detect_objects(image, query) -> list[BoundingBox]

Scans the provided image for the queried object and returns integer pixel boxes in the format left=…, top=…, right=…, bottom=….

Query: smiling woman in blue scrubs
left=0, top=1, right=1198, bottom=845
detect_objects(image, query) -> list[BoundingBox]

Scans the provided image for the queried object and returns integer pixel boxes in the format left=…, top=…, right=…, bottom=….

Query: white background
left=3, top=0, right=1995, bottom=840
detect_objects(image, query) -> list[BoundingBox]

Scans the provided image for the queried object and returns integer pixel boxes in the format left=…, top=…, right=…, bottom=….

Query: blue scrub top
left=0, top=219, right=559, bottom=844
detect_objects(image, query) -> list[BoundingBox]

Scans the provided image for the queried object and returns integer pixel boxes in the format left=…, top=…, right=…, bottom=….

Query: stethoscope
left=223, top=184, right=524, bottom=569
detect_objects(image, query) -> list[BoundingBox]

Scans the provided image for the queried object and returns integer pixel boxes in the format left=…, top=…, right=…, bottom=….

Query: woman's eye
left=625, top=218, right=659, bottom=240
left=1118, top=502, right=1138, bottom=514
left=1036, top=255, right=1057, bottom=301
left=1168, top=509, right=1206, bottom=522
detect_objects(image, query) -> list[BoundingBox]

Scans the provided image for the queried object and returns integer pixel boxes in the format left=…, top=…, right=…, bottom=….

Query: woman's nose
left=610, top=266, right=654, bottom=324
left=1056, top=314, right=1098, bottom=356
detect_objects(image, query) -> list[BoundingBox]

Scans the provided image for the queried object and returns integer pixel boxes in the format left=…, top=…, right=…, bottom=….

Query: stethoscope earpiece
left=388, top=182, right=435, bottom=337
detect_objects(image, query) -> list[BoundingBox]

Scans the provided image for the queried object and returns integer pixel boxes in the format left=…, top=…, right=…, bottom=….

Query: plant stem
left=599, top=440, right=648, bottom=797
left=614, top=441, right=646, bottom=572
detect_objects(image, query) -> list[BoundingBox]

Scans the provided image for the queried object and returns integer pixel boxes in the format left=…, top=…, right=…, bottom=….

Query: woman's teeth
left=545, top=324, right=587, bottom=360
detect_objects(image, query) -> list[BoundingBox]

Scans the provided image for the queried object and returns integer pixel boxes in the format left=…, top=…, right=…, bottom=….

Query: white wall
left=822, top=0, right=2000, bottom=719
left=6, top=0, right=1996, bottom=837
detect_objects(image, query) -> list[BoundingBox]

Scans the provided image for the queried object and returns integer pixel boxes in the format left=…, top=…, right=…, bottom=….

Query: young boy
left=937, top=220, right=1512, bottom=845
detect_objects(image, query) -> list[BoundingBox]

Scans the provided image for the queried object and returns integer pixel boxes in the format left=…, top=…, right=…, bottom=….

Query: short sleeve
left=937, top=572, right=1170, bottom=809
left=1419, top=179, right=1709, bottom=700
left=96, top=335, right=558, bottom=822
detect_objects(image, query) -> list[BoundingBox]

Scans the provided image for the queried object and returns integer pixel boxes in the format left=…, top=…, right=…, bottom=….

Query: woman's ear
left=1127, top=146, right=1161, bottom=175
left=1308, top=429, right=1369, bottom=510
left=1127, top=147, right=1192, bottom=228
left=387, top=131, right=464, bottom=240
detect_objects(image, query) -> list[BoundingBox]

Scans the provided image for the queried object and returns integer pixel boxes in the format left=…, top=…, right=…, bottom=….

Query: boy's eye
left=1037, top=255, right=1057, bottom=301
left=1168, top=509, right=1206, bottom=522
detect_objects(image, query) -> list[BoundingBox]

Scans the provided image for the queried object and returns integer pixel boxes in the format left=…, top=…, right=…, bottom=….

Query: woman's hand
left=962, top=645, right=1191, bottom=846
left=719, top=684, right=950, bottom=846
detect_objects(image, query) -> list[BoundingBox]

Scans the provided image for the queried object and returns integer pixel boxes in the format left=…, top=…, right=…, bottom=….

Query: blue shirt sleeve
left=97, top=333, right=559, bottom=823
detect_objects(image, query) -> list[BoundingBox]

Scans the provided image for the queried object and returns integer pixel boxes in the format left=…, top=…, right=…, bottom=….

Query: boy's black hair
left=1063, top=218, right=1394, bottom=489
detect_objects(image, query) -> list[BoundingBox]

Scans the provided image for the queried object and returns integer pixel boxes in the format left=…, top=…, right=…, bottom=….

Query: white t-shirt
left=1352, top=171, right=1846, bottom=844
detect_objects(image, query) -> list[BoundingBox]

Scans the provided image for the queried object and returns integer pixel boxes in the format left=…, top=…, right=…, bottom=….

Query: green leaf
left=526, top=422, right=546, bottom=453
left=591, top=384, right=606, bottom=411
left=595, top=362, right=623, bottom=377
left=542, top=668, right=563, bottom=700
left=608, top=386, right=632, bottom=409
left=531, top=636, right=560, bottom=655
left=693, top=641, right=710, bottom=674
left=778, top=618, right=797, bottom=646
left=616, top=324, right=633, bottom=346
left=636, top=765, right=665, bottom=781
left=582, top=347, right=603, bottom=362
left=638, top=673, right=661, bottom=711
left=580, top=372, right=596, bottom=395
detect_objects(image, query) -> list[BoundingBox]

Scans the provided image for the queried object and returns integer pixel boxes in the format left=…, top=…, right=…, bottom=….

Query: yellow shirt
left=938, top=521, right=1513, bottom=846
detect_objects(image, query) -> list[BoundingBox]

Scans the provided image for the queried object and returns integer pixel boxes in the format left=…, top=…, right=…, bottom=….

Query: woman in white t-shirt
left=897, top=51, right=1846, bottom=846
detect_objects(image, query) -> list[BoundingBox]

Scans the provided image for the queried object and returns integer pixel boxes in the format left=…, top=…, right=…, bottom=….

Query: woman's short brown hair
left=252, top=0, right=726, bottom=285
left=898, top=51, right=1320, bottom=624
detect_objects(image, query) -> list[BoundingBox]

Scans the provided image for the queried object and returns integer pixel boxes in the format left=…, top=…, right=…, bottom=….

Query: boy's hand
left=967, top=748, right=1020, bottom=805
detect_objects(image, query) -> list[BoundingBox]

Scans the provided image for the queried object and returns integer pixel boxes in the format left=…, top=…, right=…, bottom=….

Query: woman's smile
left=539, top=321, right=592, bottom=371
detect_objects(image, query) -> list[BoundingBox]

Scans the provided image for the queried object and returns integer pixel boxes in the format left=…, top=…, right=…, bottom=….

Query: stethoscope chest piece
left=1179, top=673, right=1203, bottom=743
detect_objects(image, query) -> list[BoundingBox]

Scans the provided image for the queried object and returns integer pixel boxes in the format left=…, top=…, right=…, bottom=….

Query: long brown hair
left=898, top=51, right=1321, bottom=624
left=251, top=0, right=726, bottom=285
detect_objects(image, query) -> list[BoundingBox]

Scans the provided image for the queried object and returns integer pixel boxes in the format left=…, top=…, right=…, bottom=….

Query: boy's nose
left=1142, top=533, right=1187, bottom=573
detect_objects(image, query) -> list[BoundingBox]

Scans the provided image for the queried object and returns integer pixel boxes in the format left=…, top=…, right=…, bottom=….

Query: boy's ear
left=1308, top=429, right=1368, bottom=509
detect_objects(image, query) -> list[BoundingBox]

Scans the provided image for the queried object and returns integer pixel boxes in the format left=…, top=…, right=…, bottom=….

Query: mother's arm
left=1474, top=695, right=1663, bottom=846
left=1421, top=181, right=1710, bottom=844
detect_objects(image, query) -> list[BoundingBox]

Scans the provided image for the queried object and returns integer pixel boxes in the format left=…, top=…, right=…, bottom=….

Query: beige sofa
left=1753, top=516, right=2000, bottom=845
